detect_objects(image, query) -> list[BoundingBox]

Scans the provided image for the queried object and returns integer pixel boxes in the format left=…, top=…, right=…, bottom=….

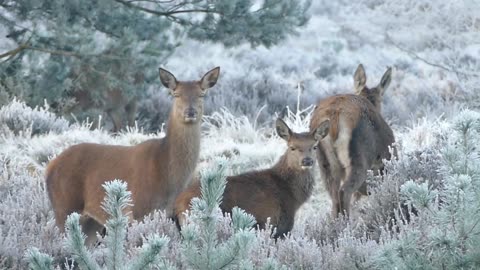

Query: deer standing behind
left=310, top=64, right=395, bottom=217
left=46, top=67, right=220, bottom=244
left=175, top=118, right=330, bottom=238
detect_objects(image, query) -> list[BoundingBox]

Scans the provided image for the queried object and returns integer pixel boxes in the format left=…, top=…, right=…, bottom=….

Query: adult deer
left=310, top=65, right=395, bottom=217
left=46, top=67, right=220, bottom=244
left=175, top=118, right=330, bottom=238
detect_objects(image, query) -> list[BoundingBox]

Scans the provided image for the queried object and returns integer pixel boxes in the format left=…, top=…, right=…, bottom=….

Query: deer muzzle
left=301, top=157, right=314, bottom=170
left=184, top=108, right=198, bottom=122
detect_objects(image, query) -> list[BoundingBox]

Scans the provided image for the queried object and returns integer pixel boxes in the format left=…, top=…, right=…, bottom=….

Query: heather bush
left=0, top=98, right=71, bottom=136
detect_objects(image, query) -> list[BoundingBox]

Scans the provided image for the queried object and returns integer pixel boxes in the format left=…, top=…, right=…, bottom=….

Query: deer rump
left=310, top=94, right=395, bottom=217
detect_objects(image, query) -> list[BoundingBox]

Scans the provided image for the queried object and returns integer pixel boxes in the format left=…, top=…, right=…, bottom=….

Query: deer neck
left=273, top=154, right=315, bottom=207
left=163, top=113, right=201, bottom=194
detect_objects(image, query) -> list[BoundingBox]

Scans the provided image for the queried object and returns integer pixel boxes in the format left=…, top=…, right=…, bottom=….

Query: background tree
left=0, top=0, right=311, bottom=130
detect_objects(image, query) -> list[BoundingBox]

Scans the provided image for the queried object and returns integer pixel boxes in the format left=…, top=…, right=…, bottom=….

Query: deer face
left=159, top=67, right=220, bottom=124
left=276, top=118, right=330, bottom=170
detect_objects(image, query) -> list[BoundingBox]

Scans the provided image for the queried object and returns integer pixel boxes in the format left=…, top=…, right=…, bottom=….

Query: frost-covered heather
left=0, top=98, right=71, bottom=136
left=2, top=97, right=480, bottom=269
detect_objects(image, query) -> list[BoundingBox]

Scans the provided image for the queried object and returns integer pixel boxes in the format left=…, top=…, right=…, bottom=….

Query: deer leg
left=272, top=215, right=294, bottom=240
left=339, top=164, right=367, bottom=217
left=329, top=177, right=341, bottom=218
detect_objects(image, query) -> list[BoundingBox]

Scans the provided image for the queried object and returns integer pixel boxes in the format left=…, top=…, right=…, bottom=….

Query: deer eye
left=290, top=146, right=296, bottom=151
left=313, top=146, right=318, bottom=150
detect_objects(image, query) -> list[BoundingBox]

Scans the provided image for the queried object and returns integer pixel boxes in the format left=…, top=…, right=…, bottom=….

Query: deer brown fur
left=46, top=67, right=220, bottom=244
left=175, top=118, right=330, bottom=238
left=310, top=65, right=395, bottom=217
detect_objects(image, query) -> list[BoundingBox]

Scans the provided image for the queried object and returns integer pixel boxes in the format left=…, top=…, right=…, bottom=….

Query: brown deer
left=310, top=65, right=395, bottom=217
left=46, top=67, right=220, bottom=244
left=175, top=118, right=330, bottom=238
left=352, top=64, right=393, bottom=197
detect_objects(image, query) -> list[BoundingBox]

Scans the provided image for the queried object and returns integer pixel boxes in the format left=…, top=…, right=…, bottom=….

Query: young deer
left=310, top=65, right=395, bottom=217
left=175, top=118, right=330, bottom=238
left=46, top=67, right=220, bottom=244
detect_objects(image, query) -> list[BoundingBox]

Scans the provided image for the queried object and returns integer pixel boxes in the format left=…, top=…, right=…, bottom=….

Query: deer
left=174, top=118, right=330, bottom=239
left=46, top=67, right=220, bottom=244
left=310, top=64, right=395, bottom=218
left=351, top=64, right=394, bottom=197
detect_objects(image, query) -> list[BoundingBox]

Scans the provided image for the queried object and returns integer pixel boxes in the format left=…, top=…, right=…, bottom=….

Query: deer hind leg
left=354, top=161, right=385, bottom=202
left=328, top=176, right=342, bottom=218
left=315, top=146, right=341, bottom=218
left=339, top=162, right=367, bottom=217
left=353, top=181, right=368, bottom=202
left=334, top=124, right=354, bottom=217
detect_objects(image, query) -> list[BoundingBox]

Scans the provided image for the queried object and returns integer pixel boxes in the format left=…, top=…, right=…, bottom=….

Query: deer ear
left=200, top=67, right=220, bottom=90
left=276, top=118, right=292, bottom=141
left=378, top=67, right=392, bottom=95
left=353, top=64, right=366, bottom=94
left=312, top=120, right=330, bottom=141
left=159, top=68, right=177, bottom=91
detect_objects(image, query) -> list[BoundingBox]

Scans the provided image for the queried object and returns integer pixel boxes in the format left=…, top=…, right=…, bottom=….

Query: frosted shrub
left=372, top=109, right=480, bottom=269
left=0, top=161, right=64, bottom=269
left=0, top=99, right=70, bottom=136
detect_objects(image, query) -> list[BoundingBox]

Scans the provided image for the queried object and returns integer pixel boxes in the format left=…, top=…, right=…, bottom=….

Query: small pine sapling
left=180, top=158, right=258, bottom=270
left=25, top=180, right=170, bottom=270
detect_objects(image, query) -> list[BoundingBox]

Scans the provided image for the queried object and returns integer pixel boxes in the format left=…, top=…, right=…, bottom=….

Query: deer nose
left=301, top=157, right=314, bottom=167
left=184, top=108, right=197, bottom=119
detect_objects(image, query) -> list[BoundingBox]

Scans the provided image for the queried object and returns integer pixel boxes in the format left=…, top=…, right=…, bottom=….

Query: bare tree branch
left=0, top=42, right=129, bottom=61
left=0, top=43, right=28, bottom=59
left=386, top=34, right=479, bottom=78
left=112, top=0, right=221, bottom=16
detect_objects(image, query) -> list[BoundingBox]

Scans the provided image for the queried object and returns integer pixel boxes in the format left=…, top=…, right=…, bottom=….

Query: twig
left=385, top=34, right=479, bottom=78
left=113, top=0, right=221, bottom=16
left=0, top=43, right=28, bottom=59
left=1, top=43, right=130, bottom=61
